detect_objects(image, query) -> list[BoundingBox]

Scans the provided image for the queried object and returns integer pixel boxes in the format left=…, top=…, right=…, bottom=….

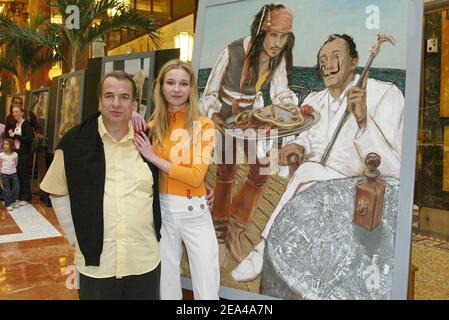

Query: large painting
left=191, top=0, right=423, bottom=299
left=28, top=87, right=50, bottom=142
left=101, top=52, right=156, bottom=120
left=53, top=71, right=85, bottom=152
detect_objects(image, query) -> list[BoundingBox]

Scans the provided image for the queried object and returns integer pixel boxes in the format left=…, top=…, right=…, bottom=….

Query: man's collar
left=97, top=115, right=133, bottom=142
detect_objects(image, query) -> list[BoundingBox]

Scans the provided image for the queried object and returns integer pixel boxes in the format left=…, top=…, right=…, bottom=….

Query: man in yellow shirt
left=41, top=71, right=161, bottom=299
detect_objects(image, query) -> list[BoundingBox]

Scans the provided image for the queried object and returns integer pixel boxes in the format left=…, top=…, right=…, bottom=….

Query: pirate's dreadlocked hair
left=248, top=3, right=295, bottom=85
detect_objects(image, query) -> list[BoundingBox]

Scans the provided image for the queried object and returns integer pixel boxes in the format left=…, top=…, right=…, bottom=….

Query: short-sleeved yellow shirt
left=41, top=116, right=160, bottom=278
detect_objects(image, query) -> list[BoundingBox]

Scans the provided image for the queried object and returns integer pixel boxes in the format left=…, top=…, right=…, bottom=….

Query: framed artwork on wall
left=101, top=52, right=156, bottom=121
left=28, top=87, right=51, bottom=143
left=82, top=49, right=179, bottom=122
left=191, top=0, right=423, bottom=300
left=52, top=70, right=85, bottom=152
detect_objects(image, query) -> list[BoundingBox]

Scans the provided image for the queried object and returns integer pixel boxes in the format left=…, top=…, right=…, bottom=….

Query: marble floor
left=0, top=195, right=78, bottom=300
left=1, top=190, right=448, bottom=300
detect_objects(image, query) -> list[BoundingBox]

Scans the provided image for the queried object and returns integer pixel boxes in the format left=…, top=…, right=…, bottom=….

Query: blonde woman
left=8, top=105, right=33, bottom=205
left=133, top=60, right=219, bottom=300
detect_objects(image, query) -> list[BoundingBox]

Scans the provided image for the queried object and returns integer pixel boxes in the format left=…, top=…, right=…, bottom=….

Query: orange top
left=149, top=107, right=215, bottom=197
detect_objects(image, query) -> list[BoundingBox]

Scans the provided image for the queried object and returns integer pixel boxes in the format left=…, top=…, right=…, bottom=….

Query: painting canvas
left=28, top=87, right=50, bottom=143
left=191, top=0, right=423, bottom=299
left=101, top=52, right=156, bottom=120
left=53, top=71, right=85, bottom=152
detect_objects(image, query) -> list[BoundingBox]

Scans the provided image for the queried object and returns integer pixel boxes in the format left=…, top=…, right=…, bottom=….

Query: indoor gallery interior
left=0, top=0, right=448, bottom=300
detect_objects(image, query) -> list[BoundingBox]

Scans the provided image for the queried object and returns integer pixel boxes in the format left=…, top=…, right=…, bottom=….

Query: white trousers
left=159, top=194, right=220, bottom=300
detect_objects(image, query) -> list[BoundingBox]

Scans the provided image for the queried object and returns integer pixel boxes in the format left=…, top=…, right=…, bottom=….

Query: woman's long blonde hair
left=150, top=59, right=200, bottom=147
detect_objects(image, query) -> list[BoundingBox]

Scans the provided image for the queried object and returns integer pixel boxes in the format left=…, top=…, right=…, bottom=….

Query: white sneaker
left=19, top=201, right=28, bottom=206
left=231, top=240, right=265, bottom=282
left=6, top=206, right=13, bottom=211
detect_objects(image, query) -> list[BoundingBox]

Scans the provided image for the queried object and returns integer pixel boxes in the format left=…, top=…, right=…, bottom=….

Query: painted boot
left=227, top=180, right=264, bottom=262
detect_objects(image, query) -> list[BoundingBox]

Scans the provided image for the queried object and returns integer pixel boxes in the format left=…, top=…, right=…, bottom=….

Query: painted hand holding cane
left=320, top=33, right=397, bottom=166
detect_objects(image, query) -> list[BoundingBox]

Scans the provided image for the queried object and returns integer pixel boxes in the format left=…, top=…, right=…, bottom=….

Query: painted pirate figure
left=231, top=34, right=404, bottom=282
left=199, top=4, right=298, bottom=265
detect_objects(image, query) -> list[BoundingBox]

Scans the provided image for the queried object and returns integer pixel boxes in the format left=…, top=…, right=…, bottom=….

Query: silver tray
left=223, top=111, right=320, bottom=140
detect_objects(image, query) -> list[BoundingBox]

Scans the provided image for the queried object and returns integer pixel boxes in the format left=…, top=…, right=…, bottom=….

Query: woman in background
left=8, top=105, right=33, bottom=205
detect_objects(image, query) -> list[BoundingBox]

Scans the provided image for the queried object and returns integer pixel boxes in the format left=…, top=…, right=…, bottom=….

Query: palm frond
left=0, top=12, right=64, bottom=88
left=0, top=57, right=17, bottom=76
left=85, top=8, right=160, bottom=51
left=0, top=14, right=30, bottom=44
left=99, top=6, right=160, bottom=44
left=29, top=13, right=50, bottom=30
left=2, top=0, right=162, bottom=72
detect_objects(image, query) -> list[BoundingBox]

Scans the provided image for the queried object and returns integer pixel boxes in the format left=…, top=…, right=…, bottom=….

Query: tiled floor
left=411, top=233, right=449, bottom=300
left=0, top=194, right=191, bottom=300
left=0, top=196, right=78, bottom=300
left=0, top=211, right=21, bottom=236
left=1, top=191, right=448, bottom=300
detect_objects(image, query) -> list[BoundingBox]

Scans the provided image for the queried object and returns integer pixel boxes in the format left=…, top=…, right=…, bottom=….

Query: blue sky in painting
left=198, top=0, right=409, bottom=69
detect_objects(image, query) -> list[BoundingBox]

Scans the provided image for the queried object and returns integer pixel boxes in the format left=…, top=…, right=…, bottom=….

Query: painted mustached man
left=199, top=4, right=298, bottom=266
left=231, top=34, right=404, bottom=281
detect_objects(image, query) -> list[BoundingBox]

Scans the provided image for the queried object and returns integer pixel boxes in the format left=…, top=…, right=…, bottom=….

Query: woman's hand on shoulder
left=131, top=111, right=147, bottom=133
left=133, top=131, right=155, bottom=162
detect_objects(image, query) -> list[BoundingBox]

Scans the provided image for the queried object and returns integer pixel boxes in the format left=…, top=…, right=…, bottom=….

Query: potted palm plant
left=49, top=0, right=160, bottom=72
left=0, top=13, right=58, bottom=93
left=0, top=0, right=160, bottom=80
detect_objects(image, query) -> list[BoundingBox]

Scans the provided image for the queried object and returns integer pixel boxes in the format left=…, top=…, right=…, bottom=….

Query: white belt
left=160, top=193, right=208, bottom=213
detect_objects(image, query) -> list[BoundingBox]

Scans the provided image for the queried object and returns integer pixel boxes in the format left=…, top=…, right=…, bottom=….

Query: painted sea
left=198, top=66, right=406, bottom=105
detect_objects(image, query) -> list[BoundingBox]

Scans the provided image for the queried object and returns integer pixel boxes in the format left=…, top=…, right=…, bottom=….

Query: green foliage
left=0, top=13, right=59, bottom=92
left=49, top=0, right=160, bottom=71
left=0, top=0, right=161, bottom=86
